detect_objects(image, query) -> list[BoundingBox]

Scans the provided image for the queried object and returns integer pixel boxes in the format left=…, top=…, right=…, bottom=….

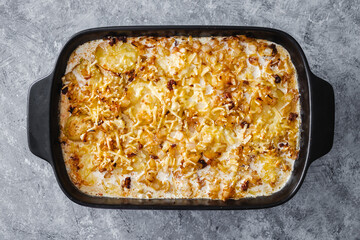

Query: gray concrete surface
left=1, top=0, right=359, bottom=239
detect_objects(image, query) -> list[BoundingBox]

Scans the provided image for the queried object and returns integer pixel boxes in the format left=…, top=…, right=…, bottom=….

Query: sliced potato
left=95, top=42, right=138, bottom=73
left=64, top=71, right=77, bottom=82
left=64, top=115, right=93, bottom=141
left=74, top=59, right=102, bottom=81
left=77, top=154, right=98, bottom=185
left=156, top=52, right=185, bottom=77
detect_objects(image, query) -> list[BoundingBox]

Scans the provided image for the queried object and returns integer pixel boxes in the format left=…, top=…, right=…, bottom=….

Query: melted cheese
left=59, top=35, right=300, bottom=200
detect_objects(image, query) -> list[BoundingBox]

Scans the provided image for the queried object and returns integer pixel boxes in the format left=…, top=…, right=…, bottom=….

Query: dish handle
left=308, top=73, right=335, bottom=163
left=27, top=74, right=53, bottom=164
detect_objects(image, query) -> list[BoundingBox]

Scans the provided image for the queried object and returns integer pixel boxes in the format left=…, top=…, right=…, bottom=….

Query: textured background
left=1, top=0, right=359, bottom=239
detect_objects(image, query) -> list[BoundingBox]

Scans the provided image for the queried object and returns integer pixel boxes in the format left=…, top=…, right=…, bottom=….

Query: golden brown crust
left=59, top=35, right=300, bottom=200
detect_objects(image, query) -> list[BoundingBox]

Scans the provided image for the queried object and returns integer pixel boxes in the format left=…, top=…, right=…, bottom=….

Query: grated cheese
left=59, top=35, right=300, bottom=200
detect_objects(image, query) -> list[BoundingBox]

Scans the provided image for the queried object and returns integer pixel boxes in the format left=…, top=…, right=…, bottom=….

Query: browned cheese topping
left=59, top=35, right=300, bottom=200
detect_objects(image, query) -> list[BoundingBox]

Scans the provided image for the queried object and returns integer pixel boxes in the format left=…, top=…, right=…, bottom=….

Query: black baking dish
left=27, top=26, right=334, bottom=209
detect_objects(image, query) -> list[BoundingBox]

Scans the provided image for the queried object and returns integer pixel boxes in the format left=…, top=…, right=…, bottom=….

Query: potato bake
left=59, top=35, right=300, bottom=200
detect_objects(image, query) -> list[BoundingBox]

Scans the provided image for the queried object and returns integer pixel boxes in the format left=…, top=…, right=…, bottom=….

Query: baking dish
left=27, top=26, right=334, bottom=209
